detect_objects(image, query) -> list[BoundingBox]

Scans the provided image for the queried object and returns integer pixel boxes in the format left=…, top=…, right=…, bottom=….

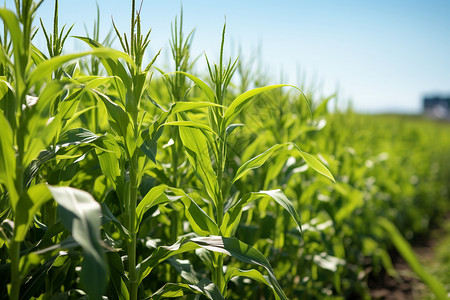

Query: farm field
left=1, top=1, right=450, bottom=299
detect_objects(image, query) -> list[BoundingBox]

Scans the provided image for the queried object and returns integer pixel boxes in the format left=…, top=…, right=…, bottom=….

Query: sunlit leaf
left=48, top=186, right=107, bottom=299
left=223, top=85, right=306, bottom=129
left=0, top=113, right=17, bottom=207
left=150, top=279, right=224, bottom=300
left=379, top=218, right=447, bottom=300
left=14, top=184, right=52, bottom=241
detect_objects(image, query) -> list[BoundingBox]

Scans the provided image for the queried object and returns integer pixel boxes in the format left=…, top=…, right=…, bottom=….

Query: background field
left=1, top=1, right=450, bottom=299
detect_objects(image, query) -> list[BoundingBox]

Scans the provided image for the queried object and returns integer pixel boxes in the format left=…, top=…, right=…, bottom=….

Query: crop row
left=1, top=1, right=450, bottom=299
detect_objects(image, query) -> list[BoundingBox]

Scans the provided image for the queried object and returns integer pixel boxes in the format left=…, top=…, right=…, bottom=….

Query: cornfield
left=1, top=1, right=449, bottom=299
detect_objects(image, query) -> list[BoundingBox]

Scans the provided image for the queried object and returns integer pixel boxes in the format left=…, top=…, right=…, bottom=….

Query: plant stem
left=214, top=136, right=226, bottom=294
left=10, top=105, right=26, bottom=300
left=128, top=155, right=139, bottom=300
left=9, top=240, right=20, bottom=300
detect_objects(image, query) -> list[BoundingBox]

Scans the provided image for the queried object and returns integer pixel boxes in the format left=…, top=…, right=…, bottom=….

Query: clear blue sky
left=5, top=0, right=450, bottom=113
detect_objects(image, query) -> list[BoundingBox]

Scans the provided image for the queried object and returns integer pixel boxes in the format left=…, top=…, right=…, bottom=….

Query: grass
left=1, top=1, right=450, bottom=299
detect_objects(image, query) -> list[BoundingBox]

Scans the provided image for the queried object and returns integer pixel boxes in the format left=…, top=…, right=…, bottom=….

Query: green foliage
left=1, top=1, right=450, bottom=299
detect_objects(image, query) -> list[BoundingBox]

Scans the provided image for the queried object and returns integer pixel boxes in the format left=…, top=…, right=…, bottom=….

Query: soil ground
left=369, top=215, right=450, bottom=300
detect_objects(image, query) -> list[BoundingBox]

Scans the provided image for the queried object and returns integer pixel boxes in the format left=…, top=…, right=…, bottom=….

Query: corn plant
left=1, top=0, right=450, bottom=299
left=0, top=1, right=132, bottom=298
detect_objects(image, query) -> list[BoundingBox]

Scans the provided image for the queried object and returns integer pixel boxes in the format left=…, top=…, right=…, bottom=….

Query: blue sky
left=6, top=0, right=450, bottom=113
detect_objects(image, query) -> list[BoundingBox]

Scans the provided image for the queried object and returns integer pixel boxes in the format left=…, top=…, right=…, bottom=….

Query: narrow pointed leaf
left=232, top=144, right=286, bottom=184
left=139, top=101, right=221, bottom=163
left=135, top=185, right=174, bottom=231
left=48, top=186, right=107, bottom=300
left=135, top=185, right=218, bottom=236
left=169, top=187, right=220, bottom=236
left=223, top=85, right=304, bottom=128
left=150, top=279, right=224, bottom=300
left=225, top=268, right=282, bottom=300
left=233, top=143, right=334, bottom=183
left=179, top=125, right=219, bottom=204
left=171, top=71, right=216, bottom=103
left=14, top=184, right=52, bottom=241
left=379, top=218, right=447, bottom=300
left=0, top=113, right=17, bottom=207
left=292, top=144, right=335, bottom=182
left=221, top=189, right=302, bottom=237
left=29, top=47, right=133, bottom=87
left=161, top=121, right=218, bottom=137
left=138, top=236, right=287, bottom=300
left=57, top=128, right=99, bottom=148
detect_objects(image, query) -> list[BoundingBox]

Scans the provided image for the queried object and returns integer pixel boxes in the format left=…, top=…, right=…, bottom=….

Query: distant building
left=423, top=96, right=450, bottom=119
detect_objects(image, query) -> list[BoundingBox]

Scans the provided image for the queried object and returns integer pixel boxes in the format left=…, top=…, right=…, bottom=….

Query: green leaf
left=0, top=78, right=13, bottom=100
left=232, top=144, right=285, bottom=184
left=179, top=125, right=219, bottom=205
left=23, top=80, right=73, bottom=167
left=135, top=184, right=219, bottom=236
left=225, top=268, right=282, bottom=300
left=169, top=187, right=220, bottom=237
left=101, top=203, right=130, bottom=239
left=313, top=93, right=335, bottom=117
left=0, top=113, right=17, bottom=207
left=135, top=185, right=175, bottom=231
left=232, top=142, right=335, bottom=184
left=0, top=9, right=25, bottom=88
left=150, top=279, right=224, bottom=300
left=28, top=47, right=134, bottom=87
left=76, top=36, right=132, bottom=99
left=167, top=258, right=200, bottom=284
left=96, top=135, right=122, bottom=191
left=223, top=85, right=306, bottom=129
left=57, top=128, right=99, bottom=148
left=93, top=91, right=135, bottom=154
left=48, top=186, right=107, bottom=300
left=105, top=251, right=130, bottom=300
left=171, top=71, right=216, bottom=103
left=139, top=101, right=222, bottom=163
left=138, top=236, right=287, bottom=300
left=221, top=189, right=302, bottom=237
left=137, top=238, right=198, bottom=283
left=161, top=121, right=218, bottom=137
left=295, top=147, right=335, bottom=182
left=379, top=218, right=448, bottom=300
left=14, top=184, right=52, bottom=242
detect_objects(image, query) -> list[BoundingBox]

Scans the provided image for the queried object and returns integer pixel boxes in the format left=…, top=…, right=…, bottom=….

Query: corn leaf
left=225, top=268, right=282, bottom=300
left=0, top=9, right=25, bottom=88
left=223, top=85, right=305, bottom=129
left=171, top=71, right=216, bottom=103
left=76, top=36, right=132, bottom=100
left=179, top=125, right=219, bottom=204
left=48, top=186, right=107, bottom=300
left=221, top=189, right=302, bottom=237
left=150, top=279, right=224, bottom=300
left=232, top=142, right=335, bottom=184
left=169, top=187, right=220, bottom=236
left=135, top=185, right=174, bottom=231
left=93, top=91, right=135, bottom=155
left=294, top=145, right=335, bottom=182
left=161, top=121, right=218, bottom=137
left=28, top=47, right=133, bottom=87
left=137, top=236, right=287, bottom=300
left=0, top=113, right=17, bottom=207
left=139, top=101, right=221, bottom=163
left=57, top=128, right=99, bottom=148
left=379, top=218, right=447, bottom=300
left=13, top=184, right=52, bottom=241
left=95, top=134, right=122, bottom=191
left=135, top=185, right=218, bottom=236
